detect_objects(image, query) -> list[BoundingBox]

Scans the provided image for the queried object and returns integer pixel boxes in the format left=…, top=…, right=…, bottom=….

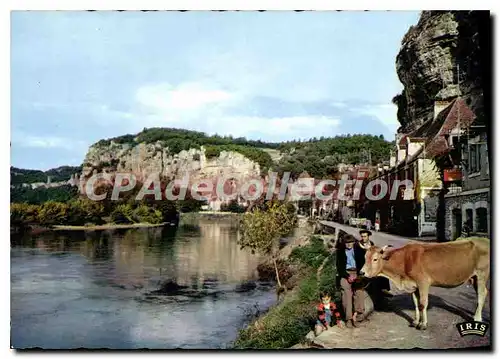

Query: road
left=308, top=221, right=491, bottom=349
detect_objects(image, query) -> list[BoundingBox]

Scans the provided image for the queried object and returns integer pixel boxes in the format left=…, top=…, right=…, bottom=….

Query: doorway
left=452, top=208, right=462, bottom=240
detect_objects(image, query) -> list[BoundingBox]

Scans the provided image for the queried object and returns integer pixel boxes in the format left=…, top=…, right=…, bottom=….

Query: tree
left=10, top=203, right=39, bottom=227
left=239, top=201, right=297, bottom=296
left=37, top=201, right=71, bottom=225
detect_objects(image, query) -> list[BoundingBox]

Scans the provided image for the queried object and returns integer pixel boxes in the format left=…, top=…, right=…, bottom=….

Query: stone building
left=359, top=97, right=481, bottom=239
left=443, top=122, right=490, bottom=240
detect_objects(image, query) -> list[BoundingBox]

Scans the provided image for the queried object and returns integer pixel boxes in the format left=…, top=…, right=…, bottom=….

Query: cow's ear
left=382, top=249, right=394, bottom=260
left=380, top=245, right=393, bottom=260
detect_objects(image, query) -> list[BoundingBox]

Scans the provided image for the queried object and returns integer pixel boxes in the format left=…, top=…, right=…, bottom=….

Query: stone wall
left=444, top=190, right=490, bottom=240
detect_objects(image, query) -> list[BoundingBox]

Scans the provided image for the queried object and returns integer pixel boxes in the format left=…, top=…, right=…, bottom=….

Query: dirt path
left=303, top=222, right=491, bottom=349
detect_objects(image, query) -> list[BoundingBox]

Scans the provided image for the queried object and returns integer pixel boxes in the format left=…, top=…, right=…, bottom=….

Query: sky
left=10, top=10, right=421, bottom=170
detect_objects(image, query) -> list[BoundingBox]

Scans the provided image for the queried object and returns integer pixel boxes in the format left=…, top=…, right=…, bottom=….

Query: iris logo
left=456, top=321, right=489, bottom=337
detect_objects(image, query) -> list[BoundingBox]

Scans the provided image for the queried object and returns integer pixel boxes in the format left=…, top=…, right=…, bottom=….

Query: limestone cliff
left=394, top=11, right=489, bottom=133
left=81, top=141, right=262, bottom=184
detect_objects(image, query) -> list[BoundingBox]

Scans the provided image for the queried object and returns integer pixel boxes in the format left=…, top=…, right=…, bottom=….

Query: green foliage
left=10, top=203, right=39, bottom=226
left=275, top=134, right=392, bottom=178
left=173, top=191, right=206, bottom=213
left=233, top=235, right=341, bottom=349
left=67, top=198, right=106, bottom=225
left=37, top=201, right=71, bottom=225
left=10, top=190, right=179, bottom=227
left=204, top=145, right=221, bottom=159
left=10, top=185, right=79, bottom=205
left=317, top=255, right=338, bottom=300
left=239, top=201, right=297, bottom=256
left=10, top=165, right=82, bottom=184
left=94, top=127, right=281, bottom=151
left=221, top=199, right=247, bottom=213
left=233, top=296, right=316, bottom=349
left=132, top=204, right=163, bottom=224
left=289, top=236, right=329, bottom=269
left=297, top=273, right=320, bottom=303
left=110, top=203, right=135, bottom=224
left=111, top=203, right=163, bottom=224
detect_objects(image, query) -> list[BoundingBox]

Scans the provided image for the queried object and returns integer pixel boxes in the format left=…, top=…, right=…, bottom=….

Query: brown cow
left=359, top=238, right=490, bottom=330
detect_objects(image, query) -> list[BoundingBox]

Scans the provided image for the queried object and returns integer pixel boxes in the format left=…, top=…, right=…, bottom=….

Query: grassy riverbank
left=233, top=235, right=340, bottom=349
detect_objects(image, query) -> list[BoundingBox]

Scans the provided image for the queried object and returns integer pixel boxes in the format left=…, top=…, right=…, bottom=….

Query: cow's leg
left=416, top=283, right=430, bottom=330
left=410, top=290, right=420, bottom=327
left=474, top=273, right=488, bottom=322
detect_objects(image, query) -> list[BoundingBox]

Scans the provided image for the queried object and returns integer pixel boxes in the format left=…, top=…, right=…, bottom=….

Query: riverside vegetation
left=234, top=201, right=339, bottom=349
left=233, top=234, right=339, bottom=349
left=9, top=179, right=202, bottom=230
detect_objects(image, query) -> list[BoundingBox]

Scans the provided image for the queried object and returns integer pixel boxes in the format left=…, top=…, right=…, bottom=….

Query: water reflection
left=10, top=217, right=277, bottom=349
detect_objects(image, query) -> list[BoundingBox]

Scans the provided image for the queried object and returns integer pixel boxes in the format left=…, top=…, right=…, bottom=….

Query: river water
left=11, top=216, right=299, bottom=349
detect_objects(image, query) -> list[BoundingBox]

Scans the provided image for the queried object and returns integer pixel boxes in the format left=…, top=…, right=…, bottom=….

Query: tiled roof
left=419, top=97, right=476, bottom=158
left=367, top=97, right=476, bottom=180
left=398, top=135, right=408, bottom=147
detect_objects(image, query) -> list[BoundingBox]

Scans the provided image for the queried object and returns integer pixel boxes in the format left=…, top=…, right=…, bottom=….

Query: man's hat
left=359, top=229, right=372, bottom=236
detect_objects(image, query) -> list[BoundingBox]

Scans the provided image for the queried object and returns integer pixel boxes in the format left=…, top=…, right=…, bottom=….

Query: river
left=11, top=215, right=307, bottom=349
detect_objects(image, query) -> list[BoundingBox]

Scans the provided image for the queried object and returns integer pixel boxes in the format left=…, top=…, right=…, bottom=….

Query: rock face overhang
left=394, top=11, right=487, bottom=134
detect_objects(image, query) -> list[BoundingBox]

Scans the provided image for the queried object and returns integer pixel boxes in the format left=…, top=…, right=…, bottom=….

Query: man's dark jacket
left=336, top=240, right=390, bottom=292
left=335, top=243, right=366, bottom=287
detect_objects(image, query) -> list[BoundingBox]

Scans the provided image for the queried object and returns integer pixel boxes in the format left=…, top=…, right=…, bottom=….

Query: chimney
left=434, top=100, right=451, bottom=120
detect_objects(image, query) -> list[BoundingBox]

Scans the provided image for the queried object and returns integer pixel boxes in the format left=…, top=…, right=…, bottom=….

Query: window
left=468, top=144, right=481, bottom=173
left=476, top=207, right=488, bottom=233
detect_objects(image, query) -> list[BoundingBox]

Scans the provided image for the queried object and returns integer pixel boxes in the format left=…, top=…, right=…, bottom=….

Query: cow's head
left=360, top=245, right=393, bottom=277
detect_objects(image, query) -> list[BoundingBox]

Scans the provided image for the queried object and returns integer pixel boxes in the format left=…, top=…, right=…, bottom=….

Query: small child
left=375, top=219, right=380, bottom=232
left=315, top=292, right=344, bottom=336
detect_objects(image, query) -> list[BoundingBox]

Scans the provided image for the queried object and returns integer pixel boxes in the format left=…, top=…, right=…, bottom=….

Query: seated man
left=336, top=234, right=368, bottom=328
left=357, top=229, right=393, bottom=299
left=314, top=292, right=344, bottom=336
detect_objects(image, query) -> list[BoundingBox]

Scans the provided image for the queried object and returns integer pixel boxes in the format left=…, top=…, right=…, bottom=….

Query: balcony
left=446, top=183, right=463, bottom=195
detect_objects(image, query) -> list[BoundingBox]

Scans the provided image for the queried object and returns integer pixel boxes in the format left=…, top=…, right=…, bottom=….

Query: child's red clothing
left=316, top=301, right=342, bottom=328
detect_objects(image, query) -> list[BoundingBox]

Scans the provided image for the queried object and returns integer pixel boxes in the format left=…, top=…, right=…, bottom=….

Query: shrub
left=111, top=203, right=135, bottom=224
left=221, top=200, right=247, bottom=213
left=233, top=271, right=318, bottom=349
left=233, top=235, right=341, bottom=349
left=131, top=204, right=162, bottom=224
left=10, top=203, right=39, bottom=226
left=289, top=236, right=329, bottom=269
left=37, top=201, right=71, bottom=225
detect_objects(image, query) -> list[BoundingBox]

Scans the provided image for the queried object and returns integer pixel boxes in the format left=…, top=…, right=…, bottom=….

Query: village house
left=333, top=165, right=375, bottom=225
left=442, top=109, right=490, bottom=240
left=359, top=97, right=480, bottom=239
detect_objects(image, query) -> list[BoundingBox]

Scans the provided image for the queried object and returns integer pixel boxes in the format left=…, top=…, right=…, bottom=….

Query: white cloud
left=135, top=82, right=235, bottom=112
left=331, top=102, right=347, bottom=108
left=349, top=103, right=399, bottom=133
left=204, top=115, right=341, bottom=140
left=122, top=81, right=342, bottom=141
left=13, top=134, right=86, bottom=150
